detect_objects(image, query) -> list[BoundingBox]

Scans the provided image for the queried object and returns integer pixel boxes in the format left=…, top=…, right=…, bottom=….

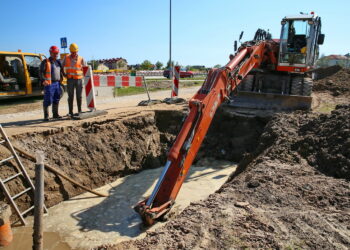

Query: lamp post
left=169, top=0, right=173, bottom=85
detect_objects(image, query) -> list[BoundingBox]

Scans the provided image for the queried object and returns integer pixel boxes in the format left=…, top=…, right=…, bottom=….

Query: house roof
left=326, top=55, right=348, bottom=60
left=98, top=58, right=127, bottom=63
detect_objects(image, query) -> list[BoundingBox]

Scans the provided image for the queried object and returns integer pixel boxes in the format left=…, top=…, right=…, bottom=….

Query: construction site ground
left=7, top=161, right=236, bottom=249
left=0, top=68, right=349, bottom=249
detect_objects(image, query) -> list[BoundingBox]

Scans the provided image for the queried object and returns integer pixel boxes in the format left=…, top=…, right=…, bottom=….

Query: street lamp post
left=169, top=0, right=173, bottom=85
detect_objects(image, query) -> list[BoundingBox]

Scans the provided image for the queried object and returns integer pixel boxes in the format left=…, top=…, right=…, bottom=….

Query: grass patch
left=114, top=81, right=202, bottom=97
left=145, top=77, right=206, bottom=82
left=114, top=87, right=167, bottom=97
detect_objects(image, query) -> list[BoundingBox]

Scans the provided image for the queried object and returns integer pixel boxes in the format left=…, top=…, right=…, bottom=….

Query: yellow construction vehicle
left=0, top=50, right=66, bottom=99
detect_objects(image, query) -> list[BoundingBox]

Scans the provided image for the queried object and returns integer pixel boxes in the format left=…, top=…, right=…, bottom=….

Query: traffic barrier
left=171, top=66, right=180, bottom=97
left=93, top=75, right=143, bottom=87
left=83, top=66, right=97, bottom=111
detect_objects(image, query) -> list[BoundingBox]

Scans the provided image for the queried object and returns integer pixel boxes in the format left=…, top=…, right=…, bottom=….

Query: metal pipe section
left=33, top=151, right=45, bottom=250
left=225, top=49, right=248, bottom=71
left=146, top=160, right=172, bottom=207
left=142, top=76, right=151, bottom=101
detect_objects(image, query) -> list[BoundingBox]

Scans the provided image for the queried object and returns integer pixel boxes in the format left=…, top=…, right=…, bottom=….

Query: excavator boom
left=135, top=40, right=278, bottom=225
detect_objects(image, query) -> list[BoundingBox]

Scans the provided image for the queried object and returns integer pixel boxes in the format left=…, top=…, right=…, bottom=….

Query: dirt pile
left=114, top=106, right=350, bottom=249
left=295, top=104, right=350, bottom=179
left=313, top=67, right=350, bottom=96
left=313, top=65, right=342, bottom=80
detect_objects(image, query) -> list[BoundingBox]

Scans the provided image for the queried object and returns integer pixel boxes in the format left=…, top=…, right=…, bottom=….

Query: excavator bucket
left=228, top=91, right=312, bottom=116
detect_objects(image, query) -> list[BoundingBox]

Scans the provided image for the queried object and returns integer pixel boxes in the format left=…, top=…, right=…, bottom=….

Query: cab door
left=23, top=55, right=43, bottom=95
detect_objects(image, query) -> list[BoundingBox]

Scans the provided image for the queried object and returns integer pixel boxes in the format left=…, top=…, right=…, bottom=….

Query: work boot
left=77, top=101, right=82, bottom=114
left=68, top=106, right=74, bottom=118
left=43, top=105, right=49, bottom=122
left=52, top=103, right=62, bottom=119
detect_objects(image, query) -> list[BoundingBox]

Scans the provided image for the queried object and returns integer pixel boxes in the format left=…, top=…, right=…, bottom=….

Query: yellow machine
left=0, top=50, right=66, bottom=99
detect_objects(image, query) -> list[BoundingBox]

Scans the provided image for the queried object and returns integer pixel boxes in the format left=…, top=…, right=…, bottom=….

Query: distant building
left=96, top=64, right=109, bottom=71
left=325, top=55, right=348, bottom=66
left=97, top=58, right=128, bottom=70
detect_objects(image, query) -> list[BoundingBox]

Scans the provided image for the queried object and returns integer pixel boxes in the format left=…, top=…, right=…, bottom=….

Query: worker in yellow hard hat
left=62, top=43, right=86, bottom=117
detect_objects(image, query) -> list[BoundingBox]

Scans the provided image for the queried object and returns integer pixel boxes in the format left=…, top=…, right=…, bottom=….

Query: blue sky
left=0, top=0, right=349, bottom=67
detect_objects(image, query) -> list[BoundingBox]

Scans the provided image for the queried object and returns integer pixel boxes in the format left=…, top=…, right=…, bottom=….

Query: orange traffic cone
left=0, top=221, right=13, bottom=246
left=0, top=202, right=12, bottom=247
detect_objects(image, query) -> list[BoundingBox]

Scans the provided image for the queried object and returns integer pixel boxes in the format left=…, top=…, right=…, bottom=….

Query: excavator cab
left=278, top=13, right=324, bottom=72
left=231, top=13, right=324, bottom=114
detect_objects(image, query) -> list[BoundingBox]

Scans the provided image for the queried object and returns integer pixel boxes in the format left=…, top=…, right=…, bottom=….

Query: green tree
left=116, top=60, right=127, bottom=69
left=166, top=60, right=175, bottom=69
left=140, top=60, right=153, bottom=70
left=213, top=64, right=222, bottom=68
left=88, top=60, right=99, bottom=70
left=155, top=61, right=163, bottom=70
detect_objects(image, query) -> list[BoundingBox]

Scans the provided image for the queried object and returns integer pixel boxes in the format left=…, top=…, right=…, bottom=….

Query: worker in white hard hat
left=62, top=43, right=86, bottom=117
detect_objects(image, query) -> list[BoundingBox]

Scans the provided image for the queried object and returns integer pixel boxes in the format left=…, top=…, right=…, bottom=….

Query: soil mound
left=115, top=107, right=350, bottom=249
left=313, top=67, right=350, bottom=96
left=313, top=65, right=342, bottom=80
left=295, top=104, right=350, bottom=179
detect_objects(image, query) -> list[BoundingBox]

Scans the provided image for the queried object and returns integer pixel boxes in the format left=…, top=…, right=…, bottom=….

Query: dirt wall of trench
left=0, top=107, right=266, bottom=221
left=0, top=111, right=183, bottom=216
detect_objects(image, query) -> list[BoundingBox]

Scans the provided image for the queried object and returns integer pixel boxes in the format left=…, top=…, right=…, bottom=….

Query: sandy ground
left=0, top=86, right=200, bottom=136
left=4, top=160, right=236, bottom=250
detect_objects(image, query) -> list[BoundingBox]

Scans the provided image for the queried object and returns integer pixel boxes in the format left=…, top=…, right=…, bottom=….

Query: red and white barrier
left=83, top=66, right=96, bottom=111
left=171, top=66, right=180, bottom=97
left=93, top=75, right=143, bottom=87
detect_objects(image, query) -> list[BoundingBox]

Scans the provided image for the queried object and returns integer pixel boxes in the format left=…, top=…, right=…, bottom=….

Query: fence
left=93, top=75, right=143, bottom=87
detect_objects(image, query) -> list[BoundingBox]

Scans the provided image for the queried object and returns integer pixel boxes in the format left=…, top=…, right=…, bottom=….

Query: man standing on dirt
left=40, top=45, right=64, bottom=121
left=62, top=43, right=86, bottom=117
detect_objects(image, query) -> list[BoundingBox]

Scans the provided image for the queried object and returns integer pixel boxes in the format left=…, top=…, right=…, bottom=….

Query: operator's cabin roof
left=284, top=14, right=315, bottom=20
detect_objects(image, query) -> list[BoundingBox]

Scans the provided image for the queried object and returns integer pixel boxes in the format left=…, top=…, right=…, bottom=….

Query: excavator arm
left=135, top=40, right=277, bottom=225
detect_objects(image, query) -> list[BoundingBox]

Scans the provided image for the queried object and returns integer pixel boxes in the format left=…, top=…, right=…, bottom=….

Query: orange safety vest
left=64, top=55, right=83, bottom=79
left=43, top=59, right=52, bottom=85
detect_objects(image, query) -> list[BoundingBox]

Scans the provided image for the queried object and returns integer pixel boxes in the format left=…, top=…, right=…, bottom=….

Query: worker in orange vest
left=39, top=46, right=64, bottom=121
left=62, top=43, right=86, bottom=117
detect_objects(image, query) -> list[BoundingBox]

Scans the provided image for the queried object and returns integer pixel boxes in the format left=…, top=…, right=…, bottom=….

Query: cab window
left=0, top=55, right=26, bottom=92
left=24, top=55, right=41, bottom=90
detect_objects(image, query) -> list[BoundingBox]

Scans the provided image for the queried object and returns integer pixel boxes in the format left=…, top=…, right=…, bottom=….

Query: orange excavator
left=135, top=13, right=324, bottom=225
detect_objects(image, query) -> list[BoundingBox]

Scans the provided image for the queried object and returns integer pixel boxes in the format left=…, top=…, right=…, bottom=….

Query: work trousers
left=67, top=78, right=83, bottom=114
left=43, top=81, right=61, bottom=107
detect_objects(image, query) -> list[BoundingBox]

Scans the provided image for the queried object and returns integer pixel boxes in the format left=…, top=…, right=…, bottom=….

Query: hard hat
left=69, top=43, right=79, bottom=53
left=49, top=46, right=59, bottom=54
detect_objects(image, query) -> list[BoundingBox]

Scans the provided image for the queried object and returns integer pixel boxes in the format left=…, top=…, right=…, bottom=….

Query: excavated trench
left=1, top=107, right=269, bottom=214
left=0, top=107, right=270, bottom=248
